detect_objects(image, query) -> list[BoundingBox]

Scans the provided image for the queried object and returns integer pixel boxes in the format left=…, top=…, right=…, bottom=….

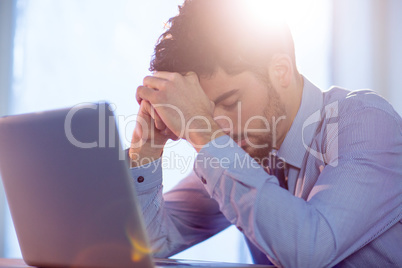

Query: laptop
left=0, top=103, right=272, bottom=268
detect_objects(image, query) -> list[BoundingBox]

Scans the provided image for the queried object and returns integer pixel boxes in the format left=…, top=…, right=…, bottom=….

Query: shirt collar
left=277, top=76, right=324, bottom=169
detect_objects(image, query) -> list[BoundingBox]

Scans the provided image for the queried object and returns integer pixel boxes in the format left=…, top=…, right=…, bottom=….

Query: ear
left=268, top=54, right=293, bottom=88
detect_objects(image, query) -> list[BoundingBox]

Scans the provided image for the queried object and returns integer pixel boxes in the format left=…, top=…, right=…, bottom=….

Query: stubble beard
left=240, top=84, right=286, bottom=165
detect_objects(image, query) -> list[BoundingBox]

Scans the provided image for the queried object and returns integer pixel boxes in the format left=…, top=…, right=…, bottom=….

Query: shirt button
left=201, top=176, right=207, bottom=184
left=137, top=176, right=145, bottom=183
left=237, top=226, right=243, bottom=232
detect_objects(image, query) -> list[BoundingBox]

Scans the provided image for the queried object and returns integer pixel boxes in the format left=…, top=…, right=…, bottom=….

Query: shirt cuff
left=193, top=135, right=276, bottom=197
left=130, top=158, right=163, bottom=191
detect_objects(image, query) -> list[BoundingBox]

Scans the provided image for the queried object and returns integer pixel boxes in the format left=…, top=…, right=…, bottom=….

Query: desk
left=0, top=258, right=31, bottom=267
left=0, top=258, right=275, bottom=268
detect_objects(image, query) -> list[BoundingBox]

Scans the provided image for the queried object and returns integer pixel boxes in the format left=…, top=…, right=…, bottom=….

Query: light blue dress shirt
left=131, top=77, right=402, bottom=267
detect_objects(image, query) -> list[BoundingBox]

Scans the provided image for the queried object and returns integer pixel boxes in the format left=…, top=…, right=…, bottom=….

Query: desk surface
left=0, top=258, right=274, bottom=268
left=0, top=258, right=31, bottom=268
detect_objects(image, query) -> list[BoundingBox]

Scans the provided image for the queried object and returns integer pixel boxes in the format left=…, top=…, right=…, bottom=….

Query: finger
left=137, top=85, right=157, bottom=103
left=143, top=75, right=169, bottom=91
left=141, top=101, right=167, bottom=131
left=164, top=128, right=179, bottom=141
left=210, top=100, right=215, bottom=111
left=135, top=86, right=142, bottom=104
left=152, top=71, right=179, bottom=80
left=141, top=101, right=176, bottom=139
left=184, top=71, right=200, bottom=82
left=150, top=107, right=167, bottom=131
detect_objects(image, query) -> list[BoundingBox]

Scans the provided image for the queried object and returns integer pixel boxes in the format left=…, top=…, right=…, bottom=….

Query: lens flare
left=126, top=225, right=153, bottom=262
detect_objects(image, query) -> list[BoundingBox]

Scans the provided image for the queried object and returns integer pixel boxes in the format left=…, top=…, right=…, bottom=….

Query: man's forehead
left=199, top=69, right=239, bottom=100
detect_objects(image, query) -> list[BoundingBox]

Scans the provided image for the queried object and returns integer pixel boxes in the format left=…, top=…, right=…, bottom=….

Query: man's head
left=150, top=0, right=297, bottom=79
left=149, top=0, right=303, bottom=163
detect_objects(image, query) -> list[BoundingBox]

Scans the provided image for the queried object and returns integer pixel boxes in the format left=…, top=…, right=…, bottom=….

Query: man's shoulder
left=323, top=86, right=401, bottom=122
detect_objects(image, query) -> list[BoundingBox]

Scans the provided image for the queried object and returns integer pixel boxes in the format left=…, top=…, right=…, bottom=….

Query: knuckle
left=143, top=76, right=151, bottom=85
left=159, top=80, right=170, bottom=91
left=142, top=99, right=150, bottom=108
left=156, top=90, right=167, bottom=102
left=136, top=87, right=142, bottom=98
left=170, top=72, right=181, bottom=81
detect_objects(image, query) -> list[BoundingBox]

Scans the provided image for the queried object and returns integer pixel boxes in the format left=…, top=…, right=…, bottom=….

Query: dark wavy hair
left=150, top=0, right=296, bottom=78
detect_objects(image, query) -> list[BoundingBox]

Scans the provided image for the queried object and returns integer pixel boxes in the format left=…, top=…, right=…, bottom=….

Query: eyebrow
left=213, top=89, right=239, bottom=105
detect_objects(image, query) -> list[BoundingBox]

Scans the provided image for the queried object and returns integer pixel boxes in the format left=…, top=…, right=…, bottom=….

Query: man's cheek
left=243, top=115, right=271, bottom=148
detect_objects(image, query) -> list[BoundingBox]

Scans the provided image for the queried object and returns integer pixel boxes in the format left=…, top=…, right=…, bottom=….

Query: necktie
left=269, top=149, right=288, bottom=189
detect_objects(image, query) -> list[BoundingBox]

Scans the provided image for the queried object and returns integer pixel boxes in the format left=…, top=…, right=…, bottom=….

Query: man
left=128, top=0, right=402, bottom=267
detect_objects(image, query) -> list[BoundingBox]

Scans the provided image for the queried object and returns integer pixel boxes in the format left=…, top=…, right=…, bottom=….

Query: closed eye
left=222, top=100, right=239, bottom=110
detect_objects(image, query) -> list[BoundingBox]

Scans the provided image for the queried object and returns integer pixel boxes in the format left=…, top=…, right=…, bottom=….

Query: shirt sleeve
left=193, top=107, right=402, bottom=267
left=130, top=157, right=230, bottom=257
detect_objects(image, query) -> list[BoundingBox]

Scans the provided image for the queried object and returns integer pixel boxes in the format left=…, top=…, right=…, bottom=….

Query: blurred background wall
left=0, top=0, right=401, bottom=262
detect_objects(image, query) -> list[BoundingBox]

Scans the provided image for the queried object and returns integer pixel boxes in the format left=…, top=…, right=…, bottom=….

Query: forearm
left=131, top=162, right=230, bottom=257
left=194, top=145, right=336, bottom=267
left=129, top=132, right=165, bottom=168
left=218, top=177, right=337, bottom=267
left=130, top=159, right=186, bottom=257
left=135, top=182, right=186, bottom=257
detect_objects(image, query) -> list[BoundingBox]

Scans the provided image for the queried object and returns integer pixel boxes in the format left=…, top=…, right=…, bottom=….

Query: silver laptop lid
left=0, top=103, right=154, bottom=268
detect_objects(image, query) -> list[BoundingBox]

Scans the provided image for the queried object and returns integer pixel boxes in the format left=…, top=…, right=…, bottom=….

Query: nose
left=213, top=110, right=235, bottom=136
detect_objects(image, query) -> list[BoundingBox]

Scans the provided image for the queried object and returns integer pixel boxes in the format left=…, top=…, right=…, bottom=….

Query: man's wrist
left=129, top=142, right=165, bottom=168
left=187, top=118, right=226, bottom=152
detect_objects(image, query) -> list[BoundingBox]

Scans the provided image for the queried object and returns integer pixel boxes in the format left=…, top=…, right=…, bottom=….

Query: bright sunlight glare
left=241, top=0, right=324, bottom=38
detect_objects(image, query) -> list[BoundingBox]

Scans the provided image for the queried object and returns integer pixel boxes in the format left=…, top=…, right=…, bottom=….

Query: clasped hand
left=132, top=71, right=224, bottom=154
